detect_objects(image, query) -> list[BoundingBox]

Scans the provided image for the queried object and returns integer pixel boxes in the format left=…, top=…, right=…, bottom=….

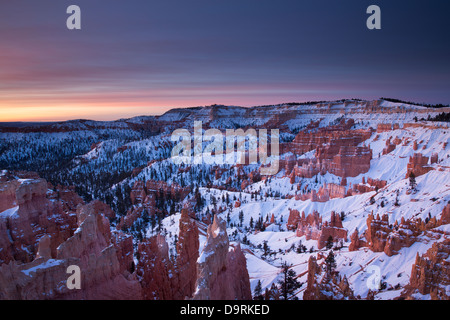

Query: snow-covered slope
left=1, top=98, right=449, bottom=300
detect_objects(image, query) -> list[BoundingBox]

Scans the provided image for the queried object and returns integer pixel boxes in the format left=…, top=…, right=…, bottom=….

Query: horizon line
left=1, top=97, right=448, bottom=124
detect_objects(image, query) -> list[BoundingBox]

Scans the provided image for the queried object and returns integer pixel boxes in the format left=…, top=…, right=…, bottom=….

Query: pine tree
left=253, top=280, right=264, bottom=300
left=255, top=217, right=261, bottom=231
left=277, top=262, right=301, bottom=300
left=169, top=202, right=176, bottom=215
left=263, top=240, right=270, bottom=257
left=142, top=208, right=150, bottom=224
left=325, top=250, right=337, bottom=277
left=260, top=215, right=266, bottom=231
left=409, top=171, right=417, bottom=191
left=325, top=235, right=334, bottom=250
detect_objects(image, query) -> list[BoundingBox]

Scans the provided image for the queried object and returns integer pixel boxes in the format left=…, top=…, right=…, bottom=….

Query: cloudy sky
left=0, top=0, right=449, bottom=121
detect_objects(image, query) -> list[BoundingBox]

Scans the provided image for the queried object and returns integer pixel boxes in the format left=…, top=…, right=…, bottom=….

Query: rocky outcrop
left=55, top=205, right=142, bottom=300
left=382, top=137, right=396, bottom=155
left=221, top=243, right=252, bottom=300
left=295, top=183, right=346, bottom=202
left=406, top=239, right=450, bottom=300
left=430, top=153, right=439, bottom=164
left=136, top=210, right=251, bottom=301
left=325, top=183, right=346, bottom=199
left=286, top=209, right=301, bottom=231
left=49, top=184, right=85, bottom=214
left=0, top=172, right=142, bottom=300
left=0, top=176, right=80, bottom=265
left=384, top=217, right=422, bottom=256
left=440, top=203, right=450, bottom=225
left=303, top=255, right=355, bottom=300
left=348, top=228, right=367, bottom=252
left=303, top=256, right=322, bottom=300
left=117, top=206, right=145, bottom=231
left=270, top=213, right=275, bottom=225
left=365, top=213, right=391, bottom=252
left=292, top=159, right=322, bottom=179
left=290, top=119, right=357, bottom=154
left=111, top=230, right=135, bottom=275
left=328, top=145, right=372, bottom=178
left=0, top=200, right=142, bottom=300
left=286, top=119, right=372, bottom=179
left=296, top=211, right=322, bottom=240
left=406, top=153, right=433, bottom=178
left=282, top=154, right=297, bottom=177
left=365, top=213, right=430, bottom=257
left=130, top=179, right=191, bottom=207
left=193, top=215, right=230, bottom=299
left=136, top=234, right=176, bottom=300
left=295, top=211, right=347, bottom=249
left=239, top=169, right=261, bottom=191
left=296, top=176, right=386, bottom=202
left=318, top=212, right=348, bottom=250
left=119, top=179, right=191, bottom=230
left=291, top=146, right=372, bottom=179
left=0, top=177, right=20, bottom=213
left=377, top=123, right=399, bottom=133
left=136, top=207, right=200, bottom=300
left=176, top=207, right=200, bottom=299
left=367, top=178, right=387, bottom=190
left=193, top=215, right=251, bottom=300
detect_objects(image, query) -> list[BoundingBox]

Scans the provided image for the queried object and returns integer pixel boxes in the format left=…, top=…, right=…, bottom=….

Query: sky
left=0, top=0, right=449, bottom=121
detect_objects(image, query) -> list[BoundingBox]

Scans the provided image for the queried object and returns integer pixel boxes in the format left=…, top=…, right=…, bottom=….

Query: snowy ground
left=151, top=122, right=450, bottom=300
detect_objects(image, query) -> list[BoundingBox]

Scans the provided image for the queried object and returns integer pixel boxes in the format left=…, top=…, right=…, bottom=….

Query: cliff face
left=348, top=228, right=367, bottom=252
left=406, top=153, right=433, bottom=178
left=176, top=206, right=200, bottom=298
left=136, top=207, right=200, bottom=300
left=365, top=213, right=391, bottom=253
left=118, top=179, right=191, bottom=230
left=136, top=234, right=176, bottom=300
left=193, top=215, right=251, bottom=300
left=360, top=206, right=450, bottom=257
left=290, top=144, right=372, bottom=179
left=295, top=183, right=346, bottom=202
left=286, top=119, right=372, bottom=179
left=286, top=209, right=301, bottom=231
left=318, top=212, right=348, bottom=250
left=441, top=204, right=450, bottom=225
left=384, top=218, right=422, bottom=256
left=0, top=176, right=80, bottom=265
left=0, top=196, right=142, bottom=300
left=294, top=211, right=347, bottom=250
left=135, top=213, right=251, bottom=301
left=55, top=205, right=142, bottom=300
left=295, top=210, right=322, bottom=241
left=303, top=255, right=354, bottom=300
left=0, top=172, right=141, bottom=300
left=407, top=239, right=450, bottom=300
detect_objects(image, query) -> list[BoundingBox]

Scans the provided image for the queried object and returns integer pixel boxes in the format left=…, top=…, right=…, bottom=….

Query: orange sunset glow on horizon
left=0, top=96, right=296, bottom=122
left=1, top=1, right=448, bottom=123
left=0, top=87, right=350, bottom=122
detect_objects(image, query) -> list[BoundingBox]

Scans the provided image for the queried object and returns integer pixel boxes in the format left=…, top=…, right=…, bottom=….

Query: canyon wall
left=193, top=215, right=251, bottom=300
